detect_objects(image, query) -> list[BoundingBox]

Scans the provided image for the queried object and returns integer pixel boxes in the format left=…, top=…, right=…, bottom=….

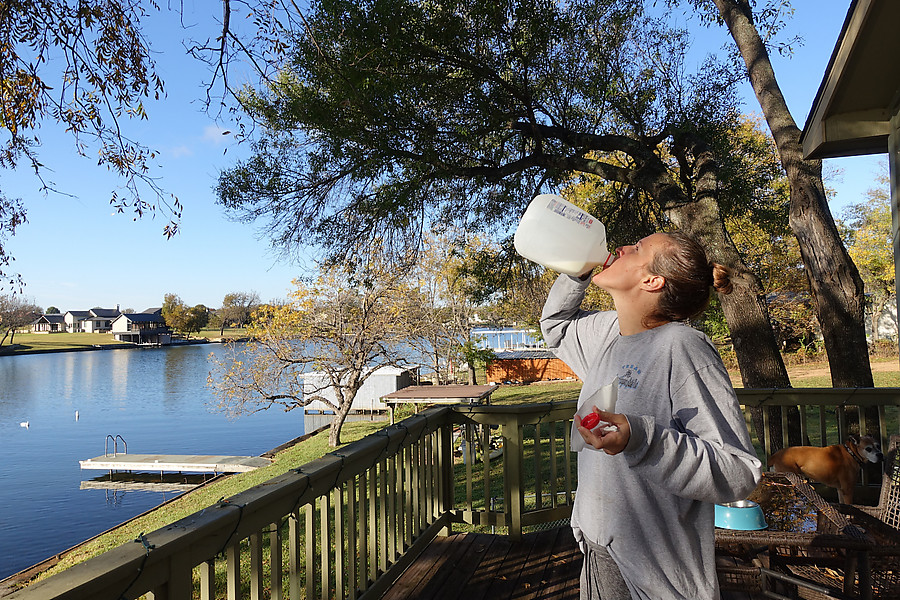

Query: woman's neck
left=613, top=295, right=666, bottom=336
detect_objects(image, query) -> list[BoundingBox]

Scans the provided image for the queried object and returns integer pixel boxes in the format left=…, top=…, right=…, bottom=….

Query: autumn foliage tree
left=400, top=233, right=491, bottom=384
left=161, top=293, right=208, bottom=336
left=208, top=262, right=417, bottom=447
left=842, top=168, right=894, bottom=342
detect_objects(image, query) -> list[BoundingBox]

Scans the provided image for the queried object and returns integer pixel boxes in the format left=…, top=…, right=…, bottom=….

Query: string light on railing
left=214, top=499, right=247, bottom=558
left=117, top=533, right=154, bottom=600
left=290, top=466, right=313, bottom=516
left=327, top=452, right=349, bottom=492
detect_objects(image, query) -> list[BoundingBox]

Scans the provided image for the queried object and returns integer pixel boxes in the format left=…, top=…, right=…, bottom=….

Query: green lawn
left=196, top=327, right=251, bottom=339
left=1, top=329, right=251, bottom=355
left=0, top=332, right=127, bottom=353
left=728, top=357, right=900, bottom=388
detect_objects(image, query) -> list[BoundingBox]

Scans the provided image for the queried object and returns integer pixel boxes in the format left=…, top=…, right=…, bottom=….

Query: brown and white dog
left=767, top=434, right=884, bottom=504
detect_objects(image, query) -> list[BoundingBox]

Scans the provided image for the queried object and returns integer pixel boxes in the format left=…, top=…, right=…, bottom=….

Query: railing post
left=225, top=541, right=240, bottom=600
left=502, top=414, right=525, bottom=541
left=289, top=514, right=301, bottom=600
left=199, top=559, right=215, bottom=600
left=439, top=423, right=454, bottom=536
left=762, top=407, right=772, bottom=458
left=269, top=522, right=282, bottom=600
left=249, top=530, right=263, bottom=600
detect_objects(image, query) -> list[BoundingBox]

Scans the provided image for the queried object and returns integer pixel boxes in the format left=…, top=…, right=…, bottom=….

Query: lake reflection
left=0, top=343, right=306, bottom=580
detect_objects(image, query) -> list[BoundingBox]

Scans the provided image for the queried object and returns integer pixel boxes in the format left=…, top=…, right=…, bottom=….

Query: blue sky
left=3, top=1, right=885, bottom=313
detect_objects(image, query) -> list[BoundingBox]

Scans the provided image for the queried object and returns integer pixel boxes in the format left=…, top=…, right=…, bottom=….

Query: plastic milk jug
left=513, top=194, right=614, bottom=276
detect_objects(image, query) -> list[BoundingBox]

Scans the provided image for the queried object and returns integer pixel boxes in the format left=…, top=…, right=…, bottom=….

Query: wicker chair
left=842, top=435, right=900, bottom=534
left=826, top=434, right=900, bottom=598
left=771, top=435, right=900, bottom=599
left=715, top=472, right=872, bottom=599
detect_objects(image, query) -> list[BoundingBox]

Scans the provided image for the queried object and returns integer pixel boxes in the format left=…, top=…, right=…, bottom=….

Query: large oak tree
left=211, top=0, right=796, bottom=394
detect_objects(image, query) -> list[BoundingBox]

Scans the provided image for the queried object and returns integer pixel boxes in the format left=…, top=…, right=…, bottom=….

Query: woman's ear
left=641, top=273, right=665, bottom=292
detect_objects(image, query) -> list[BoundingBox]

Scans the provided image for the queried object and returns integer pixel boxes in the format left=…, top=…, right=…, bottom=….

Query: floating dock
left=79, top=454, right=271, bottom=474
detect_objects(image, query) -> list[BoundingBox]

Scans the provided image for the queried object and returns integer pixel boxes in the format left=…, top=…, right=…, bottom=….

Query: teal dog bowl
left=715, top=500, right=767, bottom=530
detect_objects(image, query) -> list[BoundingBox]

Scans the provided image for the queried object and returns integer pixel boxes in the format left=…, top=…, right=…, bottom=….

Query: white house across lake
left=31, top=307, right=173, bottom=345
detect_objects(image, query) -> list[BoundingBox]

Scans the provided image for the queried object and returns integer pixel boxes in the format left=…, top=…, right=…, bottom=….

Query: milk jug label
left=546, top=197, right=594, bottom=229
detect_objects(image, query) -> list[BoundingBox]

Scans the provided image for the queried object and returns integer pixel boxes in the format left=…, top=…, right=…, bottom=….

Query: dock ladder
left=105, top=434, right=127, bottom=457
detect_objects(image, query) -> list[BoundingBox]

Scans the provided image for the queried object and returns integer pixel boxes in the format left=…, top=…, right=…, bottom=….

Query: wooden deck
left=382, top=527, right=763, bottom=600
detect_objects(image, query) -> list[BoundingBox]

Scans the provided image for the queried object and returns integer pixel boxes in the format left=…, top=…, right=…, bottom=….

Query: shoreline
left=0, top=336, right=252, bottom=357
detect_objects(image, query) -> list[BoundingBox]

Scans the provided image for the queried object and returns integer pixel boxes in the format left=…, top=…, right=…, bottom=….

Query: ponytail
left=712, top=262, right=733, bottom=295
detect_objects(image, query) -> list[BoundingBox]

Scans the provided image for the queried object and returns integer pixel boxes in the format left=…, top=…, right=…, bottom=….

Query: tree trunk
left=712, top=0, right=874, bottom=391
left=329, top=376, right=363, bottom=447
left=666, top=158, right=798, bottom=447
left=329, top=410, right=349, bottom=447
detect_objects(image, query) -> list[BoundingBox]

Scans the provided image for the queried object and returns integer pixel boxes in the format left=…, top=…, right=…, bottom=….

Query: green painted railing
left=8, top=389, right=900, bottom=600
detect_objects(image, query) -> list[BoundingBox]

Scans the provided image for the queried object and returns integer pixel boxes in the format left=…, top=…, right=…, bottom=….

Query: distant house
left=64, top=308, right=121, bottom=333
left=64, top=310, right=92, bottom=333
left=31, top=314, right=67, bottom=333
left=111, top=310, right=171, bottom=345
left=84, top=308, right=121, bottom=333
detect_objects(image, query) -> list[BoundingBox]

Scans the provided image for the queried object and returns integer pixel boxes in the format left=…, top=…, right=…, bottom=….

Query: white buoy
left=75, top=411, right=79, bottom=421
left=19, top=421, right=29, bottom=428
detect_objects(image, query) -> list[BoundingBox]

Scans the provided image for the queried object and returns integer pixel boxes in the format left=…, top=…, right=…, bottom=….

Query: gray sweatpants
left=580, top=538, right=631, bottom=600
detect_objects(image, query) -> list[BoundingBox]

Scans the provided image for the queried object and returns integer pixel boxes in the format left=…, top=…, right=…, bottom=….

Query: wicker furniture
left=715, top=471, right=886, bottom=599
left=824, top=435, right=900, bottom=599
left=718, top=437, right=900, bottom=599
left=716, top=473, right=869, bottom=597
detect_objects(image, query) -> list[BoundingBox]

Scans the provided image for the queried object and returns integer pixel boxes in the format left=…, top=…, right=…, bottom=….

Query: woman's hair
left=646, top=231, right=733, bottom=325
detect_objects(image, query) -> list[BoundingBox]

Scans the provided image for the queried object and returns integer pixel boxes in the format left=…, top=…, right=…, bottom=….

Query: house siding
left=303, top=367, right=416, bottom=413
left=486, top=356, right=579, bottom=384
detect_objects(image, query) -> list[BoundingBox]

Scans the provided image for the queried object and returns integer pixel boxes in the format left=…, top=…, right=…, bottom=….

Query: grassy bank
left=0, top=329, right=250, bottom=355
left=0, top=332, right=130, bottom=354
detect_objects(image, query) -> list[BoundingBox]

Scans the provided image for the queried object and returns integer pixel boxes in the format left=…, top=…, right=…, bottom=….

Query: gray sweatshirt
left=541, top=274, right=761, bottom=600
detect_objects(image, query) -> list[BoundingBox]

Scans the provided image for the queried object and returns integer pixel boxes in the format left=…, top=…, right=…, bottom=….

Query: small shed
left=486, top=349, right=579, bottom=384
left=303, top=365, right=417, bottom=414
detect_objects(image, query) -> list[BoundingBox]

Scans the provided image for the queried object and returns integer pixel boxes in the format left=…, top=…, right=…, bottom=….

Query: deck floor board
left=383, top=528, right=763, bottom=600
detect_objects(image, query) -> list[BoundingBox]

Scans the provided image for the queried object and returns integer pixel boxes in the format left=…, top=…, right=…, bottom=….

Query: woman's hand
left=576, top=409, right=631, bottom=455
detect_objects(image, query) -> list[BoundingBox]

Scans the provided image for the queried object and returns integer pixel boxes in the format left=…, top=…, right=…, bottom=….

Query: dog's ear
left=848, top=433, right=860, bottom=445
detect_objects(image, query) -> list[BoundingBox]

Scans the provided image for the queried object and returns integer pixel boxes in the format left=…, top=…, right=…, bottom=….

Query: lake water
left=0, top=343, right=312, bottom=580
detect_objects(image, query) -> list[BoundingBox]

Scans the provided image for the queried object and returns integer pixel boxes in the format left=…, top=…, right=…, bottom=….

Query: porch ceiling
left=800, top=0, right=900, bottom=159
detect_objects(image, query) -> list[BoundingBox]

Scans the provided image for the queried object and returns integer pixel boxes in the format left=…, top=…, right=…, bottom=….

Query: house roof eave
left=800, top=0, right=900, bottom=159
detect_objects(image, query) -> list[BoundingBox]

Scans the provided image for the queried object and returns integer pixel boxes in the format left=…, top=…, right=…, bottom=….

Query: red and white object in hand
left=580, top=411, right=618, bottom=433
